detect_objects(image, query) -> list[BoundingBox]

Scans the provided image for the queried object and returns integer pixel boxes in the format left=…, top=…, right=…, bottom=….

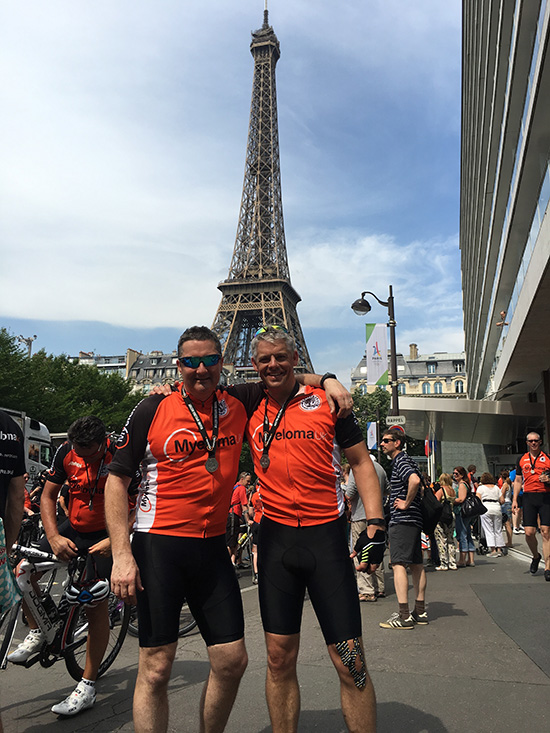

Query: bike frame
left=14, top=545, right=68, bottom=644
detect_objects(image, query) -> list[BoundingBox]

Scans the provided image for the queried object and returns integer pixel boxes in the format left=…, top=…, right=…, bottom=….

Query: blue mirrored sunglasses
left=178, top=354, right=221, bottom=368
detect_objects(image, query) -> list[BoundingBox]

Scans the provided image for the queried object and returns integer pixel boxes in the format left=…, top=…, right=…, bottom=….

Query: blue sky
left=0, top=1, right=463, bottom=385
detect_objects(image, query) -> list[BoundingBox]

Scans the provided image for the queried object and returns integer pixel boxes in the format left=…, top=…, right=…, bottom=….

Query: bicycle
left=0, top=544, right=130, bottom=681
left=127, top=601, right=197, bottom=638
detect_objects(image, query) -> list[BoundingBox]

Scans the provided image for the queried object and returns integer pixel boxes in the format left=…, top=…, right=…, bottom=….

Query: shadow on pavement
left=255, top=703, right=448, bottom=732
left=424, top=600, right=468, bottom=620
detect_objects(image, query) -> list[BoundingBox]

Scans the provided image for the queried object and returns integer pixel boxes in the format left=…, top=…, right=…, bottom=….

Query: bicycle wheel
left=127, top=602, right=197, bottom=638
left=64, top=592, right=130, bottom=682
left=0, top=603, right=20, bottom=670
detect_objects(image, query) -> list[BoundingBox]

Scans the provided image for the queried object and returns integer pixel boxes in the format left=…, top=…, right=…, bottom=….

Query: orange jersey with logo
left=109, top=386, right=248, bottom=537
left=47, top=439, right=118, bottom=532
left=245, top=385, right=363, bottom=527
left=517, top=451, right=550, bottom=493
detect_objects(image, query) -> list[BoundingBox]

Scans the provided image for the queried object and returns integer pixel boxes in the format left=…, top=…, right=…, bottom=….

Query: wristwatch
left=367, top=518, right=386, bottom=527
left=320, top=372, right=337, bottom=388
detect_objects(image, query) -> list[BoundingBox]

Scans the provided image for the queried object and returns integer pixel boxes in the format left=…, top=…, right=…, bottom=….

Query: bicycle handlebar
left=11, top=544, right=61, bottom=563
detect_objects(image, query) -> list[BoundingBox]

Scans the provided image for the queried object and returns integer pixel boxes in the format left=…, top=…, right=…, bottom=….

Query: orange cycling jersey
left=245, top=385, right=363, bottom=527
left=109, top=386, right=248, bottom=538
left=229, top=483, right=247, bottom=519
left=250, top=489, right=263, bottom=523
left=517, top=451, right=550, bottom=493
left=47, top=439, right=118, bottom=532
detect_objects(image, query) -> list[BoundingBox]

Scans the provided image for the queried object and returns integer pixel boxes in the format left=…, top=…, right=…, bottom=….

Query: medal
left=182, top=388, right=220, bottom=475
left=531, top=469, right=535, bottom=474
left=260, top=381, right=300, bottom=471
left=205, top=455, right=219, bottom=473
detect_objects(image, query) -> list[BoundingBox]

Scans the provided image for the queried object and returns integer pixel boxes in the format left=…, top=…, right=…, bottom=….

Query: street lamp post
left=351, top=285, right=399, bottom=416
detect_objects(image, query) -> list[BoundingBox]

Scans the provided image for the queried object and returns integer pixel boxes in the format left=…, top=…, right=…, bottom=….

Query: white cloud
left=0, top=1, right=463, bottom=376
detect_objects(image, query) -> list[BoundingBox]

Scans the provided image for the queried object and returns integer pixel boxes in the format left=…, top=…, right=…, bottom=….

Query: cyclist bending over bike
left=8, top=416, right=138, bottom=717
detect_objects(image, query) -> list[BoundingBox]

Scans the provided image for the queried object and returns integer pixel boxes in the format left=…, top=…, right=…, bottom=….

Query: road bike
left=0, top=544, right=130, bottom=681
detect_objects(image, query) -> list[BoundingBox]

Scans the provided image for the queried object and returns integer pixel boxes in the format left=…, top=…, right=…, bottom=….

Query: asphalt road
left=1, top=546, right=549, bottom=732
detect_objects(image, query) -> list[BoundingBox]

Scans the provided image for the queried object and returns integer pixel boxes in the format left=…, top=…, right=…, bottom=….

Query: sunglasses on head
left=254, top=324, right=289, bottom=338
left=380, top=438, right=395, bottom=444
left=178, top=354, right=221, bottom=368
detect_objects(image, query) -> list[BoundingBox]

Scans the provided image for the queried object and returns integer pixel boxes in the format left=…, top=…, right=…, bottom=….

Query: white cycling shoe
left=51, top=682, right=96, bottom=716
left=7, top=628, right=44, bottom=663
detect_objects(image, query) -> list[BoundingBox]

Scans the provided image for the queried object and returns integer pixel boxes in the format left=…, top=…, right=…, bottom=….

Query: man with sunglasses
left=379, top=426, right=427, bottom=630
left=105, top=326, right=351, bottom=733
left=512, top=432, right=550, bottom=580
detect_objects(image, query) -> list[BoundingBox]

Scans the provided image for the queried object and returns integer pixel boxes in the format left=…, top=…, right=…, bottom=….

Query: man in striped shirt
left=379, top=427, right=428, bottom=630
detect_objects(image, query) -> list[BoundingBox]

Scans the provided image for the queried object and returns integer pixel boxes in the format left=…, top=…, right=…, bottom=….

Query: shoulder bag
left=439, top=486, right=454, bottom=526
left=419, top=475, right=443, bottom=534
left=460, top=489, right=487, bottom=519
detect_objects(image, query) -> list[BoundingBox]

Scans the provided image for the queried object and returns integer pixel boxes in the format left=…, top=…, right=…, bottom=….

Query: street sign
left=386, top=415, right=406, bottom=425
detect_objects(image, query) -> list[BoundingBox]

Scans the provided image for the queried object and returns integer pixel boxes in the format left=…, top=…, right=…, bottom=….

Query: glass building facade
left=461, top=0, right=550, bottom=439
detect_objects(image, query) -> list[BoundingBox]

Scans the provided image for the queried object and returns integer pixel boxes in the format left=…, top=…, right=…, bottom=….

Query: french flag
left=424, top=437, right=434, bottom=456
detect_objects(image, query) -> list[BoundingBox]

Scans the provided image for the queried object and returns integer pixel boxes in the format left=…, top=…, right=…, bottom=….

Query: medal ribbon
left=85, top=452, right=106, bottom=511
left=261, top=381, right=300, bottom=465
left=529, top=452, right=540, bottom=474
left=181, top=388, right=219, bottom=468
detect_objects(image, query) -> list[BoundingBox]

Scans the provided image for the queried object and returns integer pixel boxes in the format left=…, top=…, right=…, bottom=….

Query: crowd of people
left=1, top=325, right=549, bottom=733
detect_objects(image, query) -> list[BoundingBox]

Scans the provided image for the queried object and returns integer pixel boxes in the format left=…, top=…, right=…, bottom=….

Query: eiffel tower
left=211, top=6, right=313, bottom=379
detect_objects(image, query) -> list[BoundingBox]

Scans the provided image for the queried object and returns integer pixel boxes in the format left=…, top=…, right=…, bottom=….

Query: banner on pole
left=366, top=422, right=378, bottom=450
left=365, top=324, right=388, bottom=385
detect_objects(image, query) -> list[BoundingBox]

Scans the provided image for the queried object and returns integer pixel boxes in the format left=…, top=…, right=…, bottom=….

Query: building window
left=455, top=380, right=464, bottom=393
left=427, top=363, right=436, bottom=374
left=434, top=381, right=443, bottom=394
left=422, top=382, right=431, bottom=395
left=360, top=383, right=368, bottom=396
left=398, top=383, right=406, bottom=395
left=454, top=361, right=464, bottom=372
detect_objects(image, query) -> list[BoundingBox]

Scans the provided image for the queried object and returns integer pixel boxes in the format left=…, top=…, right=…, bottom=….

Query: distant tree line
left=0, top=328, right=144, bottom=434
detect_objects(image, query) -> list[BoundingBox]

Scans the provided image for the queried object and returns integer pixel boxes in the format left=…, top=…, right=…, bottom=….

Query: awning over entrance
left=398, top=396, right=546, bottom=445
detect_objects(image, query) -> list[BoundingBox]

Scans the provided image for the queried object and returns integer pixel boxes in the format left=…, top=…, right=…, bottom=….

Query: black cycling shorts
left=132, top=532, right=244, bottom=648
left=251, top=521, right=261, bottom=546
left=38, top=519, right=112, bottom=580
left=258, top=515, right=361, bottom=645
left=521, top=492, right=550, bottom=527
left=225, top=513, right=242, bottom=548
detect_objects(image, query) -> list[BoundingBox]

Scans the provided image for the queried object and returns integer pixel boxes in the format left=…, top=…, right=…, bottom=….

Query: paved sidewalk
left=1, top=548, right=549, bottom=732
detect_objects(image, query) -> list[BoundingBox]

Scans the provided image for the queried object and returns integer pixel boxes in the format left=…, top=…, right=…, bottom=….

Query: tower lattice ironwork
left=211, top=8, right=313, bottom=377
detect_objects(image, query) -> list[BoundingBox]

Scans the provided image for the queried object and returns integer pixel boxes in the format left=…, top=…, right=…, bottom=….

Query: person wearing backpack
left=433, top=473, right=457, bottom=570
left=379, top=427, right=427, bottom=630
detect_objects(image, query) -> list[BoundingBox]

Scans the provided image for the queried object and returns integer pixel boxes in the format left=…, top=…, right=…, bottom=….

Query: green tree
left=352, top=387, right=391, bottom=437
left=0, top=328, right=143, bottom=433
